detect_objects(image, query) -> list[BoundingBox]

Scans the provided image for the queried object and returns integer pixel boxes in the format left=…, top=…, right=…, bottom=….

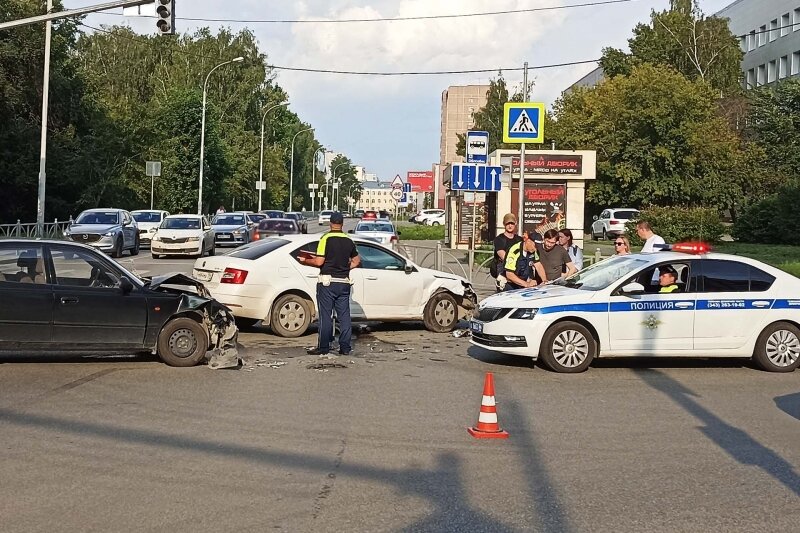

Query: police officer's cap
left=330, top=212, right=344, bottom=224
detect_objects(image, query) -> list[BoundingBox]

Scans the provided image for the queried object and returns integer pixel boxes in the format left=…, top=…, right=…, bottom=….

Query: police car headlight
left=509, top=308, right=538, bottom=320
left=186, top=236, right=200, bottom=242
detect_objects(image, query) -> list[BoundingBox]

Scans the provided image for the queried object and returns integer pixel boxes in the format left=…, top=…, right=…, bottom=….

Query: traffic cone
left=468, top=372, right=509, bottom=439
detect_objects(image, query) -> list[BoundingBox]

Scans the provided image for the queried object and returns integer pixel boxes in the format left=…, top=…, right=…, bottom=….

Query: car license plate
left=194, top=271, right=212, bottom=282
left=470, top=320, right=483, bottom=334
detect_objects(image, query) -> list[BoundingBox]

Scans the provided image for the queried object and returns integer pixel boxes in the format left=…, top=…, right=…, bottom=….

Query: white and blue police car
left=470, top=243, right=800, bottom=373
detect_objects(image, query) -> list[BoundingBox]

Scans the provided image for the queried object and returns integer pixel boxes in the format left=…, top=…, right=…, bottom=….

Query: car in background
left=378, top=210, right=391, bottom=220
left=591, top=208, right=640, bottom=240
left=0, top=239, right=236, bottom=367
left=413, top=209, right=445, bottom=225
left=284, top=211, right=308, bottom=234
left=260, top=209, right=285, bottom=219
left=254, top=218, right=301, bottom=240
left=151, top=214, right=215, bottom=259
left=350, top=220, right=400, bottom=249
left=354, top=208, right=365, bottom=218
left=132, top=209, right=169, bottom=247
left=212, top=212, right=254, bottom=247
left=362, top=210, right=378, bottom=221
left=191, top=234, right=476, bottom=337
left=64, top=208, right=139, bottom=258
left=471, top=242, right=800, bottom=373
left=247, top=213, right=268, bottom=226
left=425, top=212, right=445, bottom=226
left=318, top=210, right=334, bottom=225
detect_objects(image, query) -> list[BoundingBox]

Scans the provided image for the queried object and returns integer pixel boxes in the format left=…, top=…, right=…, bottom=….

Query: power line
left=90, top=0, right=639, bottom=24
left=80, top=23, right=600, bottom=76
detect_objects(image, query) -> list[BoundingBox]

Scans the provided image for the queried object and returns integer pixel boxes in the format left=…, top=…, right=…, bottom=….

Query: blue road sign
left=401, top=182, right=412, bottom=203
left=451, top=164, right=502, bottom=192
left=503, top=102, right=545, bottom=143
left=466, top=131, right=489, bottom=164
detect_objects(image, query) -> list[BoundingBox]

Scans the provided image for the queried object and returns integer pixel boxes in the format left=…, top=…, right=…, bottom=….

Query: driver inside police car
left=658, top=265, right=679, bottom=293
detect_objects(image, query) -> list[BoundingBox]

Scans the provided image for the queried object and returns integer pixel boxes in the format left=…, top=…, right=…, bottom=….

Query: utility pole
left=35, top=0, right=53, bottom=238
left=517, top=61, right=529, bottom=237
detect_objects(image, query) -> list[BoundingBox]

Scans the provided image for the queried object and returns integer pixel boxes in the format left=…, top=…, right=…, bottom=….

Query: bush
left=733, top=186, right=800, bottom=245
left=624, top=206, right=726, bottom=246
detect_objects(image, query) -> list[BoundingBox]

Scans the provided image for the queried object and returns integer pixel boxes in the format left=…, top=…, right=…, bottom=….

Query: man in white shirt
left=636, top=221, right=665, bottom=252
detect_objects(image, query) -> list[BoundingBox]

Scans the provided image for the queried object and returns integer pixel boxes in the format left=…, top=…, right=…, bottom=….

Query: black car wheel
left=111, top=237, right=123, bottom=258
left=130, top=236, right=140, bottom=256
left=422, top=292, right=458, bottom=333
left=157, top=317, right=208, bottom=367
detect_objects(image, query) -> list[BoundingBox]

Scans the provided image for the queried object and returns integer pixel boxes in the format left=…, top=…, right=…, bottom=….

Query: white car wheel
left=540, top=321, right=596, bottom=373
left=754, top=322, right=800, bottom=372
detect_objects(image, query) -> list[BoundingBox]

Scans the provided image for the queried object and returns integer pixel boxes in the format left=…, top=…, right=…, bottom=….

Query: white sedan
left=151, top=215, right=215, bottom=258
left=471, top=243, right=800, bottom=373
left=350, top=221, right=399, bottom=248
left=424, top=212, right=445, bottom=226
left=191, top=234, right=476, bottom=337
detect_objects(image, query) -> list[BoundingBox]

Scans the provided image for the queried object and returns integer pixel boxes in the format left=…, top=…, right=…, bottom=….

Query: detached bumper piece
left=471, top=332, right=528, bottom=348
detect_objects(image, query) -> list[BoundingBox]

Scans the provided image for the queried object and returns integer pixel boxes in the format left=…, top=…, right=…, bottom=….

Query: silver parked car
left=64, top=208, right=139, bottom=257
left=212, top=212, right=254, bottom=247
left=350, top=221, right=400, bottom=248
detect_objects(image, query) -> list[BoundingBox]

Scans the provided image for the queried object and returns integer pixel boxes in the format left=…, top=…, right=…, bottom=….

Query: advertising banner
left=522, top=183, right=566, bottom=236
left=509, top=154, right=583, bottom=175
left=407, top=171, right=434, bottom=192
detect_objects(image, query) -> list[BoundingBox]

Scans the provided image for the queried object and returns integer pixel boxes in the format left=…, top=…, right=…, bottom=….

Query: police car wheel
left=540, top=321, right=596, bottom=373
left=270, top=294, right=312, bottom=338
left=753, top=322, right=800, bottom=373
left=423, top=292, right=458, bottom=333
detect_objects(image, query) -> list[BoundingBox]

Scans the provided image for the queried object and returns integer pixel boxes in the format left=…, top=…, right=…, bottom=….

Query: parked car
left=591, top=208, right=640, bottom=240
left=284, top=211, right=308, bottom=234
left=0, top=239, right=237, bottom=367
left=318, top=210, right=334, bottom=225
left=350, top=221, right=400, bottom=248
left=191, top=234, right=476, bottom=337
left=425, top=212, right=445, bottom=226
left=151, top=214, right=215, bottom=259
left=64, top=208, right=139, bottom=258
left=354, top=209, right=365, bottom=218
left=247, top=213, right=268, bottom=226
left=211, top=212, right=254, bottom=247
left=260, top=210, right=285, bottom=219
left=471, top=242, right=800, bottom=373
left=254, top=218, right=301, bottom=239
left=414, top=209, right=445, bottom=225
left=131, top=209, right=169, bottom=247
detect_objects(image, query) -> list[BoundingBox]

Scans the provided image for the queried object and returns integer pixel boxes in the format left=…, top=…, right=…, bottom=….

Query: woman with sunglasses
left=613, top=236, right=631, bottom=255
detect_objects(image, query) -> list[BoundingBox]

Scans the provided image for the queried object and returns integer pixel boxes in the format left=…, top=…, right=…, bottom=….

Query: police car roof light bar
left=670, top=242, right=712, bottom=254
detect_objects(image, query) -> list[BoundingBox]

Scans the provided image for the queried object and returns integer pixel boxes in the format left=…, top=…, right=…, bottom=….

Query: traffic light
left=156, top=0, right=175, bottom=35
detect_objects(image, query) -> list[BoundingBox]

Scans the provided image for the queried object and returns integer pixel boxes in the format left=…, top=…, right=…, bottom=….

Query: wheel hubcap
left=280, top=302, right=306, bottom=331
left=434, top=299, right=455, bottom=326
left=169, top=328, right=197, bottom=358
left=765, top=329, right=800, bottom=367
left=552, top=329, right=589, bottom=368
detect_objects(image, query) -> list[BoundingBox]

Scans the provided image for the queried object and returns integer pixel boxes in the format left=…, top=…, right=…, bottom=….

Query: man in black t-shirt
left=535, top=229, right=577, bottom=283
left=299, top=212, right=361, bottom=356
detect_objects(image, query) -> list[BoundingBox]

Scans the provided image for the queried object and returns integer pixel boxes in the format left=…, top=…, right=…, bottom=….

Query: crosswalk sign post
left=503, top=99, right=545, bottom=236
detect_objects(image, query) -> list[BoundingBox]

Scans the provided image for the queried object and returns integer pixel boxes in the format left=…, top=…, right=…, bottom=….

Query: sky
left=70, top=0, right=734, bottom=180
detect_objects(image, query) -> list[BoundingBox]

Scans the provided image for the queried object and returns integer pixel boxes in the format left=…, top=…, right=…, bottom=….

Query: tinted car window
left=133, top=211, right=163, bottom=223
left=356, top=244, right=404, bottom=270
left=750, top=266, right=776, bottom=292
left=614, top=210, right=638, bottom=220
left=77, top=211, right=119, bottom=225
left=698, top=259, right=750, bottom=293
left=50, top=246, right=121, bottom=289
left=228, top=238, right=289, bottom=260
left=162, top=217, right=201, bottom=230
left=258, top=219, right=299, bottom=232
left=0, top=245, right=45, bottom=284
left=248, top=214, right=267, bottom=224
left=262, top=211, right=285, bottom=219
left=212, top=214, right=246, bottom=225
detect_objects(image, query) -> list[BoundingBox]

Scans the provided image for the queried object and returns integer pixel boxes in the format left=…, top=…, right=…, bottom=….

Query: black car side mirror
left=348, top=229, right=354, bottom=234
left=120, top=277, right=134, bottom=295
left=404, top=264, right=413, bottom=274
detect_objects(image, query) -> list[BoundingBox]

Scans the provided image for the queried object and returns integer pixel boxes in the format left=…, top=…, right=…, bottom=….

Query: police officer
left=658, top=265, right=679, bottom=293
left=503, top=236, right=538, bottom=290
left=299, top=212, right=361, bottom=356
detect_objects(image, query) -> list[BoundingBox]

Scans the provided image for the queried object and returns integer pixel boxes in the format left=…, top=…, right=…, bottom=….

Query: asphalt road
left=1, top=219, right=798, bottom=531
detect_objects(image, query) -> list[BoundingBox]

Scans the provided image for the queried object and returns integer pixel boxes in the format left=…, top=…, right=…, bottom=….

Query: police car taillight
left=221, top=267, right=248, bottom=284
left=671, top=242, right=712, bottom=254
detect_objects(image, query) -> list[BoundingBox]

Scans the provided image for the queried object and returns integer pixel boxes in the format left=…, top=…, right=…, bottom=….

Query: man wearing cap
left=298, top=212, right=361, bottom=356
left=492, top=213, right=523, bottom=291
left=658, top=265, right=679, bottom=293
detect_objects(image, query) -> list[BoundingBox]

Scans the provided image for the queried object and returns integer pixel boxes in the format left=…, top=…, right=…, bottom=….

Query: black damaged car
left=0, top=240, right=238, bottom=367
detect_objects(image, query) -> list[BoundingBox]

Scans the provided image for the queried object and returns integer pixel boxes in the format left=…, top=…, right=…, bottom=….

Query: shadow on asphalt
left=0, top=353, right=159, bottom=365
left=774, top=392, right=800, bottom=422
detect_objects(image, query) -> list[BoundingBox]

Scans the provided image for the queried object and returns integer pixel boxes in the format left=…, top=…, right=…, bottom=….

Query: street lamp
left=258, top=101, right=290, bottom=211
left=288, top=127, right=314, bottom=211
left=198, top=56, right=244, bottom=215
left=347, top=183, right=360, bottom=211
left=311, top=147, right=324, bottom=213
left=330, top=162, right=348, bottom=211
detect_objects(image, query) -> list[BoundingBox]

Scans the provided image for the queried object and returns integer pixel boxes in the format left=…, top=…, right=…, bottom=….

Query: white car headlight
left=187, top=236, right=200, bottom=242
left=148, top=227, right=158, bottom=233
left=509, top=308, right=538, bottom=320
left=103, top=231, right=115, bottom=237
left=233, top=229, right=244, bottom=235
left=152, top=235, right=161, bottom=242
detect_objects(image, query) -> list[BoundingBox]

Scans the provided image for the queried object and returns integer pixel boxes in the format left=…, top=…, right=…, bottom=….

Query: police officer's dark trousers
left=316, top=282, right=352, bottom=353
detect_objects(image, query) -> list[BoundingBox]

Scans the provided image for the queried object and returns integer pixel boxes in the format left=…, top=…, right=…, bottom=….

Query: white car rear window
left=228, top=239, right=289, bottom=260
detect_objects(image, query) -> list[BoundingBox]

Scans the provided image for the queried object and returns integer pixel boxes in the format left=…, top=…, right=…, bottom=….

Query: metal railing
left=0, top=218, right=72, bottom=240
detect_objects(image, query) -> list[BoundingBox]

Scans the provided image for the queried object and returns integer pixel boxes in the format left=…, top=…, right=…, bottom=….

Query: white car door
left=593, top=210, right=608, bottom=237
left=693, top=259, right=775, bottom=351
left=355, top=243, right=421, bottom=317
left=607, top=262, right=696, bottom=353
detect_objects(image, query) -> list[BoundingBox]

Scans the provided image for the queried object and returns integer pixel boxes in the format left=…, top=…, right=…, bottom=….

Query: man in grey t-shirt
left=535, top=229, right=577, bottom=282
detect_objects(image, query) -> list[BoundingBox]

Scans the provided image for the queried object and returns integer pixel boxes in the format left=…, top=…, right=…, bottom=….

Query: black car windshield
left=262, top=211, right=284, bottom=219
left=77, top=211, right=119, bottom=225
left=321, top=211, right=333, bottom=216
left=228, top=238, right=289, bottom=259
left=133, top=211, right=163, bottom=223
left=258, top=219, right=298, bottom=232
left=248, top=214, right=267, bottom=224
left=356, top=223, right=394, bottom=233
left=614, top=210, right=639, bottom=220
left=550, top=255, right=651, bottom=291
left=161, top=217, right=201, bottom=230
left=212, top=214, right=245, bottom=225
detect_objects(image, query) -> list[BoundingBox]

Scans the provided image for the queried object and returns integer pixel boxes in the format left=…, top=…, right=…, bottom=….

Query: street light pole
left=259, top=101, right=289, bottom=212
left=311, top=147, right=323, bottom=213
left=198, top=56, right=244, bottom=215
left=329, top=162, right=347, bottom=211
left=35, top=0, right=53, bottom=238
left=288, top=127, right=313, bottom=212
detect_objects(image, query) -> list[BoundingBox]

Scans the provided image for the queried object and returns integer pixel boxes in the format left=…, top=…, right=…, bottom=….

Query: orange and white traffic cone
left=468, top=372, right=509, bottom=439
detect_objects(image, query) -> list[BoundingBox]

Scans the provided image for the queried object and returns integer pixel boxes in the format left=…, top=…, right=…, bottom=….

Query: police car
left=470, top=243, right=800, bottom=373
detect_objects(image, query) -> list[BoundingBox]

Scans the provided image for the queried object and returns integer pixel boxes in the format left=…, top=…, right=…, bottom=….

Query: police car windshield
left=552, top=255, right=650, bottom=291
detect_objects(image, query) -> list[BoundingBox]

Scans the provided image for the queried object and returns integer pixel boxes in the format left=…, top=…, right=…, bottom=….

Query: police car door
left=607, top=262, right=696, bottom=353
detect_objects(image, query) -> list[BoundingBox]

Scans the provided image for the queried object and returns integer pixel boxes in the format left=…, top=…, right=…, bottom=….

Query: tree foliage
left=746, top=78, right=800, bottom=179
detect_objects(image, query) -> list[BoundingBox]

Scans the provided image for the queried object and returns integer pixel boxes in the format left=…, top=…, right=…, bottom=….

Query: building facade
left=357, top=182, right=396, bottom=212
left=719, top=0, right=800, bottom=87
left=439, top=85, right=490, bottom=167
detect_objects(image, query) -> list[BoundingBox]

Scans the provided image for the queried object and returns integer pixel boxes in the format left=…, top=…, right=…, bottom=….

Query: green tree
left=746, top=78, right=800, bottom=179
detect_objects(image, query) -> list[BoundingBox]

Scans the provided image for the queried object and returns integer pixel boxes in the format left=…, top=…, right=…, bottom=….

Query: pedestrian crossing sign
left=503, top=102, right=545, bottom=144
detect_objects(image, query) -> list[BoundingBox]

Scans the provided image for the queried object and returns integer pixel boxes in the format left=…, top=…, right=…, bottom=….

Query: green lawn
left=397, top=224, right=445, bottom=241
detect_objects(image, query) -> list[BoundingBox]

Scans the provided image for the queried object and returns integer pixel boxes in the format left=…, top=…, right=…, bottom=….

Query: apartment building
left=439, top=85, right=490, bottom=166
